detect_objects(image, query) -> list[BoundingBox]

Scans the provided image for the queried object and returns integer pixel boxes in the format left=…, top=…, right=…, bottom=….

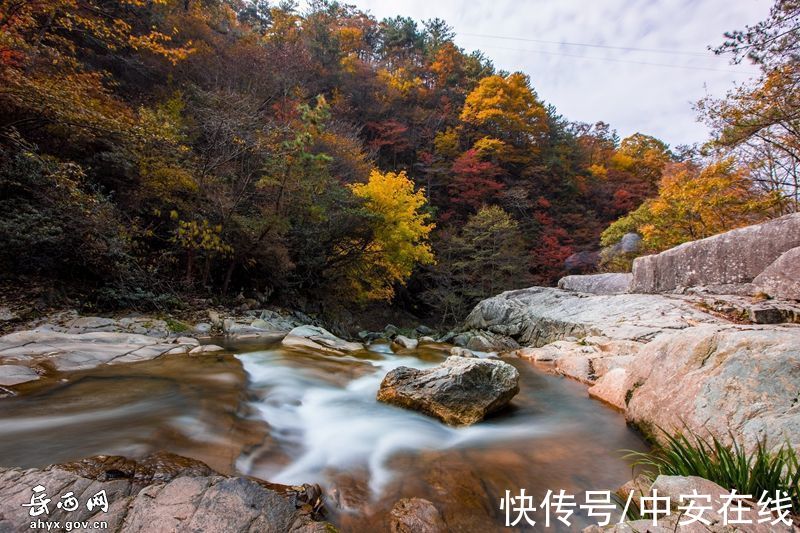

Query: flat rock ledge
left=377, top=356, right=520, bottom=426
left=0, top=328, right=216, bottom=388
left=0, top=452, right=331, bottom=533
left=281, top=325, right=364, bottom=355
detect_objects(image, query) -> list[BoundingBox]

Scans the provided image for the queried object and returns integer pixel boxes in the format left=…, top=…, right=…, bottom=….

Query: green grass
left=625, top=429, right=800, bottom=514
left=164, top=317, right=190, bottom=333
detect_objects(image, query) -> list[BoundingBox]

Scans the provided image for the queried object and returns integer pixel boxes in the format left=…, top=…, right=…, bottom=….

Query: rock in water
left=376, top=356, right=520, bottom=426
left=281, top=325, right=363, bottom=354
left=390, top=498, right=447, bottom=533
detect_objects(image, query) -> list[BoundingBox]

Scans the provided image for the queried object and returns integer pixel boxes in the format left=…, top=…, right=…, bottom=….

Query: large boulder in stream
left=0, top=452, right=331, bottom=533
left=377, top=356, right=520, bottom=426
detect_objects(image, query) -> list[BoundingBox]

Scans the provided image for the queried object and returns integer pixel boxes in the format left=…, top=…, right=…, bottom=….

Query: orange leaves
left=460, top=72, right=549, bottom=146
left=601, top=159, right=781, bottom=253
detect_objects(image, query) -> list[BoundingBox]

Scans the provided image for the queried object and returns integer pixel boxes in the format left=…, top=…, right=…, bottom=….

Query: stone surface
left=393, top=335, right=418, bottom=350
left=377, top=356, right=520, bottom=426
left=0, top=329, right=200, bottom=375
left=281, top=325, right=363, bottom=354
left=624, top=324, right=800, bottom=450
left=0, top=453, right=331, bottom=533
left=188, top=344, right=225, bottom=354
left=0, top=364, right=39, bottom=386
left=557, top=273, right=632, bottom=295
left=587, top=367, right=628, bottom=410
left=416, top=325, right=434, bottom=335
left=389, top=498, right=447, bottom=533
left=464, top=287, right=719, bottom=347
left=631, top=213, right=800, bottom=294
left=753, top=246, right=800, bottom=301
left=467, top=286, right=800, bottom=456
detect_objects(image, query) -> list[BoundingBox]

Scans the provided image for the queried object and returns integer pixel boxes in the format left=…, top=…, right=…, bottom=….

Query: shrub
left=626, top=429, right=800, bottom=514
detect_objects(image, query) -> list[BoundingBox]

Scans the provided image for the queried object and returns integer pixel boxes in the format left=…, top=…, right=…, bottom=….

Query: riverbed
left=0, top=338, right=647, bottom=531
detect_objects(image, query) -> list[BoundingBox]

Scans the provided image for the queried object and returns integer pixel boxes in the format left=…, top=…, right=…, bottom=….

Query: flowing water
left=0, top=338, right=648, bottom=532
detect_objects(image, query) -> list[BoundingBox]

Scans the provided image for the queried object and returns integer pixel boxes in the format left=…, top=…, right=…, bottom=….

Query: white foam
left=237, top=349, right=548, bottom=495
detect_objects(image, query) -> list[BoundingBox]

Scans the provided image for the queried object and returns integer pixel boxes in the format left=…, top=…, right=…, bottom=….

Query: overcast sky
left=307, top=0, right=771, bottom=148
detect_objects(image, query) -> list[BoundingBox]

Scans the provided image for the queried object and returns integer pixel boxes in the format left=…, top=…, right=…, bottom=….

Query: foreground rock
left=377, top=356, right=520, bottom=426
left=624, top=324, right=800, bottom=450
left=0, top=452, right=330, bottom=533
left=0, top=329, right=205, bottom=382
left=631, top=212, right=800, bottom=296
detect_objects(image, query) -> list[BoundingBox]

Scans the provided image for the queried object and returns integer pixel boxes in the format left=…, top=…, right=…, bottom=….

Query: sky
left=305, top=0, right=772, bottom=148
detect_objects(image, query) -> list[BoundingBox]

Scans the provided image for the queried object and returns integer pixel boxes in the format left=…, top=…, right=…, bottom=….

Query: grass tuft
left=625, top=428, right=800, bottom=514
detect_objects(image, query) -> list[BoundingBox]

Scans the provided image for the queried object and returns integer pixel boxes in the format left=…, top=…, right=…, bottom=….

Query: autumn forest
left=1, top=0, right=798, bottom=324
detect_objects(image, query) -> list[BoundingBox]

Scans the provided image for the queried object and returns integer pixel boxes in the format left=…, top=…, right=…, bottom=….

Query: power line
left=460, top=32, right=712, bottom=57
left=476, top=44, right=760, bottom=74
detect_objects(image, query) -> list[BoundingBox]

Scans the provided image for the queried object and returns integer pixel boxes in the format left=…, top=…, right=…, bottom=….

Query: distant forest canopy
left=0, top=0, right=797, bottom=321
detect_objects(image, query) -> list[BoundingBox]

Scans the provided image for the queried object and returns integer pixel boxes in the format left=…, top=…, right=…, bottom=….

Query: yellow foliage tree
left=601, top=159, right=780, bottom=253
left=349, top=169, right=435, bottom=300
left=460, top=72, right=549, bottom=147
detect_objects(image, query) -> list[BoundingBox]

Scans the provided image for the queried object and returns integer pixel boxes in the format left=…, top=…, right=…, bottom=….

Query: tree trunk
left=222, top=259, right=236, bottom=295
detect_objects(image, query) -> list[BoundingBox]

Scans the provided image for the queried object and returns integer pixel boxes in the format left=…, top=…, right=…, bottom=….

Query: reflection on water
left=0, top=354, right=263, bottom=473
left=236, top=342, right=648, bottom=532
left=0, top=338, right=648, bottom=532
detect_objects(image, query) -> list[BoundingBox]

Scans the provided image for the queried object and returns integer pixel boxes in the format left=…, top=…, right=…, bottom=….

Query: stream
left=0, top=337, right=648, bottom=531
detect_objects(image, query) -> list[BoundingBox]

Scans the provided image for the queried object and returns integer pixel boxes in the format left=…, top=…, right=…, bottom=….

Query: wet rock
left=377, top=356, right=520, bottom=426
left=58, top=451, right=215, bottom=486
left=624, top=324, right=800, bottom=451
left=449, top=346, right=476, bottom=358
left=418, top=335, right=436, bottom=344
left=281, top=325, right=363, bottom=354
left=389, top=498, right=447, bottom=533
left=384, top=324, right=399, bottom=337
left=0, top=453, right=332, bottom=533
left=189, top=344, right=225, bottom=355
left=753, top=246, right=800, bottom=301
left=631, top=212, right=800, bottom=294
left=558, top=273, right=632, bottom=295
left=393, top=335, right=418, bottom=350
left=0, top=364, right=39, bottom=386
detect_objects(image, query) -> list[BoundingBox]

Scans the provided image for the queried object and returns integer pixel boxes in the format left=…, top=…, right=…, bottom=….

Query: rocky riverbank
left=449, top=215, right=800, bottom=530
left=0, top=453, right=332, bottom=532
left=456, top=215, right=800, bottom=453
